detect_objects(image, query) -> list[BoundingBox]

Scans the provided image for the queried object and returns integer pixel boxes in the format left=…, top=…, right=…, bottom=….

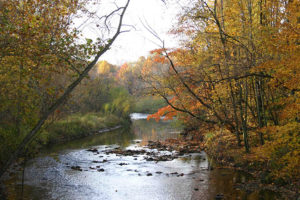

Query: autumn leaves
left=140, top=0, right=299, bottom=181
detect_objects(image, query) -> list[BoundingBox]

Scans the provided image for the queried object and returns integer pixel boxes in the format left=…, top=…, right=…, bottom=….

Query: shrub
left=258, top=122, right=300, bottom=182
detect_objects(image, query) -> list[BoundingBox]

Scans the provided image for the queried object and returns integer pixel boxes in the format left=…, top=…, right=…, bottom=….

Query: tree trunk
left=239, top=80, right=250, bottom=153
left=229, top=81, right=241, bottom=146
left=255, top=76, right=265, bottom=145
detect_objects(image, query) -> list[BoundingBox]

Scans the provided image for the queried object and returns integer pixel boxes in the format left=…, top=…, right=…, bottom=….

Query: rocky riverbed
left=1, top=114, right=282, bottom=200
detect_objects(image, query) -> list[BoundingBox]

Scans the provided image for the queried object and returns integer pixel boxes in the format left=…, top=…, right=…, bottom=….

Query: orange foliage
left=117, top=62, right=129, bottom=79
left=147, top=105, right=178, bottom=122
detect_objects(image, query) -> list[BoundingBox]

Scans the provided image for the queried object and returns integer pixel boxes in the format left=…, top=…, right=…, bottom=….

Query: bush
left=133, top=96, right=166, bottom=113
left=204, top=122, right=300, bottom=184
left=257, top=122, right=300, bottom=182
left=0, top=126, right=30, bottom=167
left=103, top=87, right=134, bottom=117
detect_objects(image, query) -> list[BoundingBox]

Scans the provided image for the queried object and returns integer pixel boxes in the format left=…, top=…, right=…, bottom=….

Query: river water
left=2, top=113, right=280, bottom=200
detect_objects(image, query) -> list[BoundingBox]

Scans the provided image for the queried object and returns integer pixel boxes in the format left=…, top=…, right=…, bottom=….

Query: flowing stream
left=2, top=113, right=280, bottom=200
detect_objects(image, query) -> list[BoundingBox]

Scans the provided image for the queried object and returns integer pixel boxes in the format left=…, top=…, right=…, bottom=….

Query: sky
left=79, top=0, right=183, bottom=65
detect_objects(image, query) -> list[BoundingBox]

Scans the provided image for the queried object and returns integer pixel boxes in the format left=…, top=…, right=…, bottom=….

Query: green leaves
left=86, top=38, right=93, bottom=45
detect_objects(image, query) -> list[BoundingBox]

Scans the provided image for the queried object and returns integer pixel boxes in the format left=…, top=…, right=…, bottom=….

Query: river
left=2, top=113, right=280, bottom=200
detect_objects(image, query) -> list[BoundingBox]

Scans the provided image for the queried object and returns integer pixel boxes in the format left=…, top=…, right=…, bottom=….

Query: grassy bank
left=37, top=113, right=130, bottom=146
left=0, top=112, right=131, bottom=179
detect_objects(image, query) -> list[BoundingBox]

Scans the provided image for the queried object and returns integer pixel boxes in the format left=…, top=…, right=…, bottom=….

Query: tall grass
left=39, top=113, right=127, bottom=145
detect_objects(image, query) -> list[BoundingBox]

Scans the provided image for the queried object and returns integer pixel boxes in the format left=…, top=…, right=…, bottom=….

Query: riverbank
left=0, top=113, right=130, bottom=199
left=147, top=137, right=299, bottom=199
left=150, top=127, right=299, bottom=200
left=37, top=113, right=130, bottom=146
left=0, top=117, right=279, bottom=200
left=204, top=129, right=300, bottom=200
left=1, top=115, right=288, bottom=199
left=0, top=113, right=130, bottom=178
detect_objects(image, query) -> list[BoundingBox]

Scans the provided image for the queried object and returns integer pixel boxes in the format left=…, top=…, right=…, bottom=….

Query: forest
left=141, top=0, right=300, bottom=185
left=0, top=0, right=299, bottom=199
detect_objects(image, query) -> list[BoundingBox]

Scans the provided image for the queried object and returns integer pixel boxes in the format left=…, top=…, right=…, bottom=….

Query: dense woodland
left=117, top=0, right=300, bottom=186
left=0, top=0, right=299, bottom=192
left=139, top=0, right=299, bottom=185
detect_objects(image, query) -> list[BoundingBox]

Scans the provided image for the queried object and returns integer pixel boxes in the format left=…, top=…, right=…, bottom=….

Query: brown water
left=2, top=114, right=281, bottom=200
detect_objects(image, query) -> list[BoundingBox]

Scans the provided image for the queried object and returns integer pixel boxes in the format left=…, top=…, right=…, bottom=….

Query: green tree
left=0, top=0, right=130, bottom=178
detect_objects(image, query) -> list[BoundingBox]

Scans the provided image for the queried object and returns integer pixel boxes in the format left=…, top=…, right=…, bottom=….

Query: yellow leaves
left=256, top=123, right=300, bottom=179
left=278, top=98, right=300, bottom=123
left=96, top=60, right=114, bottom=74
left=0, top=0, right=92, bottom=121
left=145, top=0, right=300, bottom=183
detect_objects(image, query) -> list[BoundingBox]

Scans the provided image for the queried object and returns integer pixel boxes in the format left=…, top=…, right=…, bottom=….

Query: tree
left=143, top=0, right=299, bottom=157
left=95, top=60, right=117, bottom=75
left=0, top=0, right=130, bottom=179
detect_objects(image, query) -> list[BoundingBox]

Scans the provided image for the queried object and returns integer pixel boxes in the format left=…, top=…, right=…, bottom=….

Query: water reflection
left=132, top=118, right=182, bottom=146
left=45, top=128, right=135, bottom=153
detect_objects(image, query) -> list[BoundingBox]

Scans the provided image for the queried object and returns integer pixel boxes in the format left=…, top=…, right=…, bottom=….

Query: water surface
left=3, top=113, right=280, bottom=200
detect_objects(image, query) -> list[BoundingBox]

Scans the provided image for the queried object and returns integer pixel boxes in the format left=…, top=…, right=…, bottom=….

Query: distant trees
left=95, top=61, right=117, bottom=75
left=68, top=60, right=134, bottom=117
left=116, top=57, right=148, bottom=95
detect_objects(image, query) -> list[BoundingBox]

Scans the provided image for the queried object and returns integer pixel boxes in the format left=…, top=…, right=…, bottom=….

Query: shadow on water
left=2, top=115, right=281, bottom=200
